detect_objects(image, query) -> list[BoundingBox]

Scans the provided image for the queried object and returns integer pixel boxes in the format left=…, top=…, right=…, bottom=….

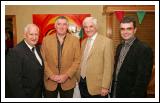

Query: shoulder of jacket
left=67, top=33, right=79, bottom=41
left=98, top=34, right=112, bottom=43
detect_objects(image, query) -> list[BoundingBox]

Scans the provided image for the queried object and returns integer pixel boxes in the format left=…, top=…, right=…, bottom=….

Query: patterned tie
left=81, top=38, right=92, bottom=78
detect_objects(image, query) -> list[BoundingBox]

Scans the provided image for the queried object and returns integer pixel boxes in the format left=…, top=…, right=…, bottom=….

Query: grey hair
left=24, top=24, right=39, bottom=34
left=55, top=16, right=69, bottom=26
left=82, top=17, right=98, bottom=28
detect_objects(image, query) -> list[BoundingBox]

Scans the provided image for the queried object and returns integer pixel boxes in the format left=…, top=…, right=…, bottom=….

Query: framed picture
left=33, top=14, right=90, bottom=44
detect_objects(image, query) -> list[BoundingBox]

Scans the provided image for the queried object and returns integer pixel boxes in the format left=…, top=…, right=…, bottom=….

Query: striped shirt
left=112, top=37, right=136, bottom=97
left=115, top=37, right=136, bottom=81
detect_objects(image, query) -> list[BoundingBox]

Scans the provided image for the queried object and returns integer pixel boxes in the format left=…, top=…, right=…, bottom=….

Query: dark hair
left=120, top=16, right=136, bottom=28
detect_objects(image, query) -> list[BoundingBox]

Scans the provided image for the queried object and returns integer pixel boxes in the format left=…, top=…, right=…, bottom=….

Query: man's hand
left=101, top=88, right=109, bottom=96
left=57, top=74, right=69, bottom=83
left=49, top=75, right=60, bottom=82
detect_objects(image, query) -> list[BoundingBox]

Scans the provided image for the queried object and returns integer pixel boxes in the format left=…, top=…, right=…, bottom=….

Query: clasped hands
left=50, top=74, right=69, bottom=83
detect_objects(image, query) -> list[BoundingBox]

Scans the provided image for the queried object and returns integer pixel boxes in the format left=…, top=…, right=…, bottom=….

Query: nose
left=33, top=35, right=36, bottom=39
left=86, top=27, right=90, bottom=32
left=33, top=34, right=38, bottom=40
left=123, top=29, right=128, bottom=34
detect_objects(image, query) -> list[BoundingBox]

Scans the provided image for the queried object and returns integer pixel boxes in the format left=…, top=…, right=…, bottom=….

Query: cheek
left=133, top=30, right=136, bottom=34
left=129, top=30, right=135, bottom=35
left=64, top=26, right=68, bottom=30
left=84, top=28, right=87, bottom=31
left=36, top=35, right=39, bottom=38
left=34, top=36, right=39, bottom=41
left=120, top=31, right=124, bottom=35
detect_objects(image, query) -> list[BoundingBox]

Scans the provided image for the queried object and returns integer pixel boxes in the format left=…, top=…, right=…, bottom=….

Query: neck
left=57, top=34, right=66, bottom=45
left=125, top=36, right=135, bottom=43
left=24, top=39, right=35, bottom=48
left=57, top=33, right=66, bottom=39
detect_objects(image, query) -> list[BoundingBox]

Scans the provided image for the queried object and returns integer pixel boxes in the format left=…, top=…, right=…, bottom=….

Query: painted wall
left=5, top=5, right=106, bottom=43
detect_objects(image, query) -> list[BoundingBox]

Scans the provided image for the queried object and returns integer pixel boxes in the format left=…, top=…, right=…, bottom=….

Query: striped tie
left=81, top=38, right=92, bottom=78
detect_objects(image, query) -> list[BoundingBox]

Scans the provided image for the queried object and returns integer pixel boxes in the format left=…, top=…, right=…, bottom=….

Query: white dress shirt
left=24, top=40, right=42, bottom=66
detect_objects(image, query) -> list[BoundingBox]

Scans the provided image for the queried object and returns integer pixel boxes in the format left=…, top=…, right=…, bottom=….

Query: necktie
left=81, top=38, right=92, bottom=78
left=31, top=47, right=42, bottom=66
left=32, top=47, right=35, bottom=55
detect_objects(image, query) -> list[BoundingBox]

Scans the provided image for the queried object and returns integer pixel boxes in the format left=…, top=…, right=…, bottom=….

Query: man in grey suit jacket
left=78, top=17, right=114, bottom=98
left=5, top=24, right=44, bottom=98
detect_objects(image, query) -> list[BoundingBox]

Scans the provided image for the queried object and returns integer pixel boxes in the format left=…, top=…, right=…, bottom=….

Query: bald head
left=24, top=24, right=39, bottom=35
left=23, top=24, right=39, bottom=47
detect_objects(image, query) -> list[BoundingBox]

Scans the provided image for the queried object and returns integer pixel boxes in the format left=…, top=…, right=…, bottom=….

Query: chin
left=87, top=34, right=93, bottom=37
left=31, top=42, right=37, bottom=45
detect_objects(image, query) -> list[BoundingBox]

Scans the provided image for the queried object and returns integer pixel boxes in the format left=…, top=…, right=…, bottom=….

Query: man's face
left=120, top=22, right=137, bottom=40
left=24, top=26, right=39, bottom=47
left=83, top=21, right=97, bottom=37
left=55, top=19, right=68, bottom=36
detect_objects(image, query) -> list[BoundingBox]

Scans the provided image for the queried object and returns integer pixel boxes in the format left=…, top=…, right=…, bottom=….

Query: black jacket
left=5, top=40, right=44, bottom=98
left=111, top=38, right=153, bottom=98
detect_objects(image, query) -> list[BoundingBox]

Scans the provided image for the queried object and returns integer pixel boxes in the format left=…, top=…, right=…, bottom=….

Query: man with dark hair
left=111, top=16, right=154, bottom=98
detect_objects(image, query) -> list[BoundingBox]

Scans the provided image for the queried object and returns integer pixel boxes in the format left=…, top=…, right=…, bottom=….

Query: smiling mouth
left=123, top=34, right=129, bottom=37
left=32, top=40, right=37, bottom=42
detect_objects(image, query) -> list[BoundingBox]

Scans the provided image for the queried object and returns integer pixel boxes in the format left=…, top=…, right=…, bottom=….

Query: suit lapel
left=121, top=39, right=137, bottom=65
left=116, top=39, right=137, bottom=69
left=62, top=33, right=70, bottom=56
left=51, top=34, right=58, bottom=64
left=116, top=44, right=123, bottom=63
left=35, top=46, right=44, bottom=67
left=36, top=46, right=42, bottom=61
left=81, top=39, right=87, bottom=55
left=22, top=41, right=42, bottom=67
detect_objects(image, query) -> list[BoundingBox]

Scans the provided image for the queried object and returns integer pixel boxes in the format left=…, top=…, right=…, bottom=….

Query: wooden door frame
left=5, top=15, right=17, bottom=46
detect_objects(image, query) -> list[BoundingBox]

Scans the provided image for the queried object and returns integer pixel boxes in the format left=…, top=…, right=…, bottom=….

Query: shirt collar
left=124, top=36, right=136, bottom=47
left=88, top=32, right=98, bottom=41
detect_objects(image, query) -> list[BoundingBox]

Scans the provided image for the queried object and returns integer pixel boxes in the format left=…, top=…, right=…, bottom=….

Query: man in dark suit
left=5, top=24, right=44, bottom=98
left=111, top=16, right=154, bottom=98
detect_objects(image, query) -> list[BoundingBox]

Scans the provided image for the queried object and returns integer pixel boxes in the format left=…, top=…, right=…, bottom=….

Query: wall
left=5, top=5, right=106, bottom=43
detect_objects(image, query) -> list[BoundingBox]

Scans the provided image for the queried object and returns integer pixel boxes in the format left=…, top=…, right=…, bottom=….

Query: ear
left=134, top=27, right=137, bottom=34
left=23, top=32, right=26, bottom=38
left=55, top=22, right=58, bottom=28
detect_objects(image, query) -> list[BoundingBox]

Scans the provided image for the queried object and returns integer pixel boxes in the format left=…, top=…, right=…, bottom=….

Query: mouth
left=123, top=34, right=129, bottom=37
left=86, top=31, right=93, bottom=34
left=31, top=40, right=37, bottom=43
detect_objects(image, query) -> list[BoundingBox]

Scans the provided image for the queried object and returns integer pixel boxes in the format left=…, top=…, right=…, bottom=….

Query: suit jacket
left=5, top=40, right=44, bottom=98
left=111, top=38, right=153, bottom=98
left=41, top=33, right=81, bottom=91
left=79, top=34, right=114, bottom=95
